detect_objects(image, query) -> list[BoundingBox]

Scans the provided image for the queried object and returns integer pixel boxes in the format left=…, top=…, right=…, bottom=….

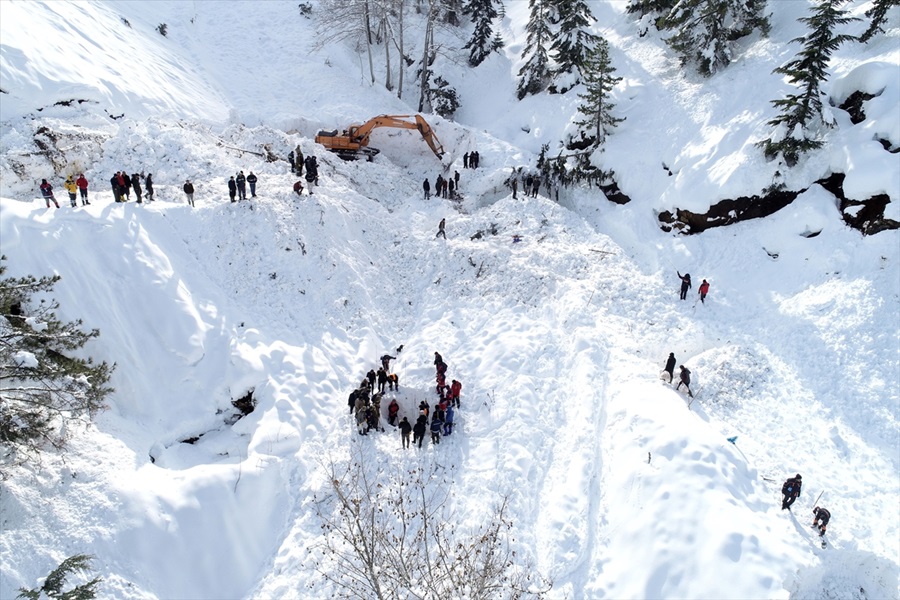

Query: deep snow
left=1, top=1, right=898, bottom=599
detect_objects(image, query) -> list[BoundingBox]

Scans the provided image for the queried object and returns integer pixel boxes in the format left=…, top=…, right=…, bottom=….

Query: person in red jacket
left=39, top=179, right=59, bottom=208
left=698, top=279, right=710, bottom=304
left=450, top=379, right=462, bottom=408
left=75, top=174, right=90, bottom=205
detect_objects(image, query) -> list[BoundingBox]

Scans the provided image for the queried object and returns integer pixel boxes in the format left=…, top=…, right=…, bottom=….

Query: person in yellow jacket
left=64, top=176, right=78, bottom=207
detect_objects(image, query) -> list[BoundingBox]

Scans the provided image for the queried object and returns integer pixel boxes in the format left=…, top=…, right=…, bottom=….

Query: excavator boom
left=316, top=114, right=444, bottom=161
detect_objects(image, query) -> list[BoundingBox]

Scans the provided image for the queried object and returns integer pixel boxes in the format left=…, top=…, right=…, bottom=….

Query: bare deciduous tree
left=313, top=445, right=551, bottom=599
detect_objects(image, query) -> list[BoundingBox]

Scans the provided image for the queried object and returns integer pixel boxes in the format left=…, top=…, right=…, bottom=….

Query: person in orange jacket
left=698, top=279, right=710, bottom=304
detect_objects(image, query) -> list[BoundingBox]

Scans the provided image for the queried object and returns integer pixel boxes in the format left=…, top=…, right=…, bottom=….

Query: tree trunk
left=417, top=1, right=435, bottom=112
left=365, top=0, right=375, bottom=83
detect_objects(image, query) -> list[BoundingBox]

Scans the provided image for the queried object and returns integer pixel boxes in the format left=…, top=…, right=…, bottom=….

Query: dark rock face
left=658, top=173, right=897, bottom=236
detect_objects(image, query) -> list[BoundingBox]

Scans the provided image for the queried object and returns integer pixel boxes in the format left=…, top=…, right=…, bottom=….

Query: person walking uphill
left=75, top=174, right=90, bottom=205
left=183, top=180, right=195, bottom=207
left=40, top=179, right=59, bottom=208
left=781, top=474, right=802, bottom=510
left=664, top=353, right=677, bottom=383
left=436, top=218, right=446, bottom=239
left=677, top=271, right=692, bottom=300
left=675, top=365, right=693, bottom=397
left=698, top=279, right=710, bottom=304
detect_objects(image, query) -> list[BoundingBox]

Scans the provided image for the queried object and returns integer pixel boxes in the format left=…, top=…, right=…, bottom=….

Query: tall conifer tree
left=859, top=0, right=897, bottom=43
left=758, top=0, right=859, bottom=165
left=662, top=0, right=770, bottom=76
left=517, top=0, right=555, bottom=99
left=550, top=0, right=599, bottom=93
left=463, top=0, right=504, bottom=67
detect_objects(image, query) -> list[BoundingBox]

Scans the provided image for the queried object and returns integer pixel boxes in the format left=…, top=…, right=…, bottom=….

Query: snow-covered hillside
left=1, top=1, right=898, bottom=599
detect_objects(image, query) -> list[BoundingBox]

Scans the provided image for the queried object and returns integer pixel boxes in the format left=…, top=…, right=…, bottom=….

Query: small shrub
left=18, top=554, right=102, bottom=600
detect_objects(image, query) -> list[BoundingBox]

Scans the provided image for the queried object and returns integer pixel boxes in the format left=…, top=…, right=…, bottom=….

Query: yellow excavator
left=315, top=114, right=445, bottom=161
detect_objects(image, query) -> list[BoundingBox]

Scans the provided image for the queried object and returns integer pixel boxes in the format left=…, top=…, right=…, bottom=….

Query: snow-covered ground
left=1, top=1, right=898, bottom=598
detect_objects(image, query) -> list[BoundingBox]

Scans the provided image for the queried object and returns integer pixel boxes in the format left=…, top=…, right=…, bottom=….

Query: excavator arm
left=317, top=114, right=445, bottom=160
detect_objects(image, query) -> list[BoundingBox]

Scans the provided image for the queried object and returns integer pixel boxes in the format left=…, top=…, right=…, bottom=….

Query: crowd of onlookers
left=347, top=350, right=464, bottom=450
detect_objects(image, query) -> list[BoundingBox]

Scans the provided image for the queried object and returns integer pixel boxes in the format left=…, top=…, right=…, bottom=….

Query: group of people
left=781, top=474, right=831, bottom=540
left=293, top=155, right=320, bottom=196
left=424, top=171, right=461, bottom=201
left=462, top=151, right=480, bottom=169
left=110, top=171, right=153, bottom=204
left=348, top=353, right=400, bottom=436
left=226, top=171, right=258, bottom=202
left=676, top=271, right=711, bottom=304
left=662, top=352, right=694, bottom=398
left=401, top=352, right=462, bottom=448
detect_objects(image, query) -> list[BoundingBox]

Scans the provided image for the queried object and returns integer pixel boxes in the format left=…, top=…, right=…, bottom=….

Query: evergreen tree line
left=313, top=0, right=893, bottom=185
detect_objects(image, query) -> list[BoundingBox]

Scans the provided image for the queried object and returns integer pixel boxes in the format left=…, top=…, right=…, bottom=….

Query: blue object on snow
left=727, top=436, right=738, bottom=444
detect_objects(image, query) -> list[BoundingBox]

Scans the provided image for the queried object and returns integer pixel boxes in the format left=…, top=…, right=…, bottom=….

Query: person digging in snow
left=781, top=474, right=802, bottom=510
left=812, top=506, right=830, bottom=536
left=677, top=271, right=692, bottom=300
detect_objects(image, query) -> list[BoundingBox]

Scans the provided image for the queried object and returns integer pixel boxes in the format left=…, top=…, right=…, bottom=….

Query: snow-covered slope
left=1, top=1, right=898, bottom=598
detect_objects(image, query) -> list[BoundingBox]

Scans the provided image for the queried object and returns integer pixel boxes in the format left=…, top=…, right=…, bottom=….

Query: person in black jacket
left=423, top=178, right=430, bottom=200
left=675, top=365, right=693, bottom=397
left=664, top=353, right=677, bottom=383
left=183, top=180, right=194, bottom=207
left=812, top=506, right=830, bottom=536
left=227, top=176, right=237, bottom=202
left=413, top=415, right=427, bottom=448
left=399, top=416, right=411, bottom=448
left=781, top=474, right=802, bottom=510
left=131, top=173, right=143, bottom=203
left=677, top=271, right=692, bottom=300
left=236, top=171, right=247, bottom=200
left=145, top=174, right=154, bottom=202
left=246, top=172, right=258, bottom=197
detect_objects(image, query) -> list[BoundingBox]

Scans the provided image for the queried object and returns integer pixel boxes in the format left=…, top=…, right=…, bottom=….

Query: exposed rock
left=658, top=172, right=897, bottom=236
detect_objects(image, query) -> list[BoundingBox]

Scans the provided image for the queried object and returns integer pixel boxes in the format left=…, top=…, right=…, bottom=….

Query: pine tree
left=516, top=0, right=555, bottom=100
left=568, top=38, right=624, bottom=182
left=757, top=0, right=859, bottom=166
left=859, top=0, right=897, bottom=43
left=662, top=0, right=770, bottom=76
left=625, top=0, right=676, bottom=16
left=463, top=0, right=504, bottom=67
left=0, top=257, right=113, bottom=470
left=549, top=0, right=599, bottom=93
left=18, top=554, right=102, bottom=600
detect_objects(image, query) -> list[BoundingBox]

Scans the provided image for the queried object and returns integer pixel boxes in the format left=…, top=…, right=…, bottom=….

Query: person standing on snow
left=144, top=174, right=154, bottom=202
left=288, top=150, right=295, bottom=173
left=677, top=271, right=692, bottom=300
left=811, top=506, right=830, bottom=536
left=698, top=279, right=710, bottom=304
left=131, top=173, right=143, bottom=203
left=246, top=171, right=258, bottom=197
left=664, top=353, right=677, bottom=383
left=423, top=178, right=431, bottom=200
left=388, top=398, right=400, bottom=427
left=64, top=176, right=78, bottom=207
left=227, top=176, right=237, bottom=203
left=443, top=404, right=455, bottom=436
left=304, top=156, right=318, bottom=193
left=236, top=171, right=247, bottom=201
left=75, top=173, right=90, bottom=205
left=675, top=365, right=693, bottom=397
left=399, top=416, right=412, bottom=448
left=40, top=179, right=60, bottom=208
left=430, top=408, right=444, bottom=445
left=413, top=414, right=427, bottom=448
left=781, top=474, right=802, bottom=510
left=183, top=180, right=195, bottom=207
